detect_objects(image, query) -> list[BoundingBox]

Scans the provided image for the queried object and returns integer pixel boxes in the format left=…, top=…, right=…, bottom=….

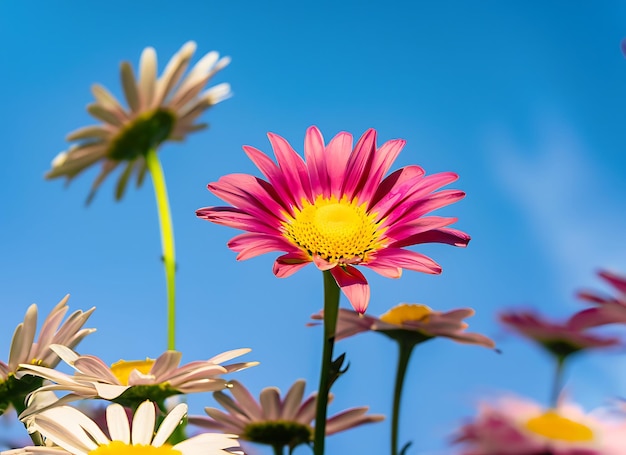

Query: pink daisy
left=197, top=126, right=469, bottom=313
left=189, top=379, right=383, bottom=451
left=569, top=270, right=626, bottom=329
left=454, top=395, right=626, bottom=455
left=310, top=303, right=495, bottom=348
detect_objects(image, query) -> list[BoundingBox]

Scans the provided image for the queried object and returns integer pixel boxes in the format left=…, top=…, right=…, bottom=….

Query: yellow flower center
left=110, top=359, right=155, bottom=386
left=89, top=441, right=181, bottom=455
left=525, top=411, right=594, bottom=442
left=282, top=195, right=385, bottom=263
left=380, top=304, right=432, bottom=325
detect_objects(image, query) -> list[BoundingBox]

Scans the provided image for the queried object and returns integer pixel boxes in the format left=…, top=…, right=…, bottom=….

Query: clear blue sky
left=2, top=2, right=626, bottom=453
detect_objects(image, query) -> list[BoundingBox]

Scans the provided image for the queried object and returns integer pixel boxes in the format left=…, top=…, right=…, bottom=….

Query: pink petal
left=313, top=255, right=335, bottom=271
left=568, top=307, right=626, bottom=329
left=304, top=126, right=329, bottom=197
left=243, top=145, right=299, bottom=213
left=341, top=129, right=377, bottom=201
left=325, top=132, right=353, bottom=198
left=196, top=207, right=278, bottom=235
left=390, top=227, right=471, bottom=249
left=268, top=132, right=312, bottom=203
left=384, top=216, right=459, bottom=243
left=599, top=270, right=626, bottom=295
left=366, top=248, right=442, bottom=275
left=331, top=266, right=370, bottom=313
left=358, top=139, right=406, bottom=203
left=273, top=253, right=310, bottom=278
left=227, top=233, right=294, bottom=261
left=369, top=166, right=425, bottom=210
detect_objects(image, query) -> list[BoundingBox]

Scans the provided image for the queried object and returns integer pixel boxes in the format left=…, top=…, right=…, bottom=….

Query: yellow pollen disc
left=89, top=441, right=181, bottom=455
left=525, top=411, right=594, bottom=442
left=110, top=359, right=155, bottom=386
left=380, top=304, right=433, bottom=325
left=282, top=195, right=386, bottom=263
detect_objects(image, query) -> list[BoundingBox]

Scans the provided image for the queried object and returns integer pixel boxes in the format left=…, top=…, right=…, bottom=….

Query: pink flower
left=499, top=311, right=620, bottom=359
left=189, top=379, right=383, bottom=450
left=311, top=303, right=495, bottom=348
left=569, top=270, right=626, bottom=329
left=197, top=126, right=469, bottom=313
left=454, top=395, right=626, bottom=455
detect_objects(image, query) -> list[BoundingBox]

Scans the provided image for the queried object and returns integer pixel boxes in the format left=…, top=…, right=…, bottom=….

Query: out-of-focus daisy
left=189, top=379, right=383, bottom=451
left=454, top=395, right=626, bottom=455
left=19, top=345, right=257, bottom=414
left=47, top=41, right=231, bottom=202
left=197, top=126, right=469, bottom=313
left=12, top=400, right=239, bottom=455
left=499, top=310, right=620, bottom=360
left=312, top=303, right=495, bottom=347
left=0, top=296, right=95, bottom=415
left=312, top=303, right=493, bottom=454
left=570, top=270, right=626, bottom=329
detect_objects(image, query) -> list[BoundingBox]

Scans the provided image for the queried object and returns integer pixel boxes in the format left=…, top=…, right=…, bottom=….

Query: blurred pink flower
left=189, top=379, right=383, bottom=450
left=311, top=303, right=495, bottom=348
left=454, top=395, right=626, bottom=455
left=570, top=270, right=626, bottom=329
left=197, top=126, right=469, bottom=313
left=499, top=311, right=620, bottom=359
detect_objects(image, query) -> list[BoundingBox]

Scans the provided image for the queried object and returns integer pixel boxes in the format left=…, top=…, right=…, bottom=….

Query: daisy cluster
left=3, top=40, right=626, bottom=455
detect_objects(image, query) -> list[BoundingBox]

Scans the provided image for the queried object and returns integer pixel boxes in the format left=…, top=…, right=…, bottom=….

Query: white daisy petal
left=131, top=401, right=156, bottom=445
left=106, top=403, right=130, bottom=443
left=152, top=403, right=187, bottom=447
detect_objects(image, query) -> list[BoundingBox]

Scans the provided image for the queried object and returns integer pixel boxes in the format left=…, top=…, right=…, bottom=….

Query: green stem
left=145, top=148, right=177, bottom=351
left=313, top=270, right=341, bottom=455
left=272, top=444, right=285, bottom=455
left=391, top=340, right=415, bottom=455
left=551, top=356, right=566, bottom=407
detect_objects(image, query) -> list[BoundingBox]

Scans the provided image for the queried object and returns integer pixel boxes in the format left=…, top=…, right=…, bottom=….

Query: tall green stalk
left=313, top=270, right=341, bottom=455
left=391, top=339, right=415, bottom=455
left=145, top=148, right=177, bottom=351
left=550, top=356, right=566, bottom=407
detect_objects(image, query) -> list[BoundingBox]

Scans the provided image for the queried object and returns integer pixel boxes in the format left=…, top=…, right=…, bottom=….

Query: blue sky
left=2, top=1, right=626, bottom=453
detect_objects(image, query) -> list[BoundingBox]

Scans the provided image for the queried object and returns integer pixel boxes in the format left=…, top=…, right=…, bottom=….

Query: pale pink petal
left=331, top=266, right=370, bottom=313
left=150, top=351, right=182, bottom=380
left=93, top=383, right=128, bottom=400
left=260, top=387, right=281, bottom=420
left=229, top=380, right=264, bottom=421
left=313, top=255, right=335, bottom=271
left=281, top=380, right=306, bottom=421
left=326, top=407, right=384, bottom=435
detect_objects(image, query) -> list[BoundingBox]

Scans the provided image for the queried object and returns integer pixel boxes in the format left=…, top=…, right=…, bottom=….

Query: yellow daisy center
left=110, top=359, right=155, bottom=386
left=282, top=195, right=385, bottom=263
left=89, top=441, right=181, bottom=455
left=525, top=411, right=594, bottom=442
left=380, top=304, right=432, bottom=325
left=108, top=109, right=176, bottom=161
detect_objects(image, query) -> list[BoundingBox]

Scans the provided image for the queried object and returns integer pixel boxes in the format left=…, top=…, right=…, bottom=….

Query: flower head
left=47, top=41, right=231, bottom=202
left=189, top=379, right=383, bottom=450
left=499, top=310, right=620, bottom=361
left=569, top=270, right=626, bottom=329
left=13, top=400, right=239, bottom=455
left=18, top=345, right=257, bottom=415
left=197, top=126, right=469, bottom=313
left=311, top=304, right=495, bottom=348
left=454, top=395, right=626, bottom=455
left=0, top=296, right=95, bottom=415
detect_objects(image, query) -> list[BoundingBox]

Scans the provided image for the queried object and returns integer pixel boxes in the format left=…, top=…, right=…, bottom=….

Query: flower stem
left=391, top=339, right=415, bottom=455
left=551, top=356, right=566, bottom=407
left=145, top=148, right=177, bottom=351
left=313, top=270, right=341, bottom=455
left=272, top=444, right=284, bottom=455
